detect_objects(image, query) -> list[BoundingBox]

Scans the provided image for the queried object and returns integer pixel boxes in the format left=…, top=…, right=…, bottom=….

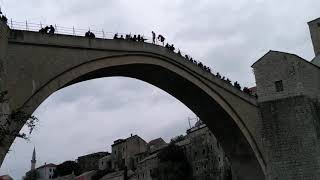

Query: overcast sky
left=0, top=0, right=319, bottom=179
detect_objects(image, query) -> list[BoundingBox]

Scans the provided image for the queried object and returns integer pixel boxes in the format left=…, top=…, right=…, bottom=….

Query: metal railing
left=7, top=19, right=140, bottom=41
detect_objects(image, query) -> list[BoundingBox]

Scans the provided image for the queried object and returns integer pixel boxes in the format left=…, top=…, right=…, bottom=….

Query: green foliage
left=53, top=161, right=81, bottom=178
left=170, top=135, right=185, bottom=143
left=23, top=170, right=39, bottom=180
left=0, top=90, right=39, bottom=141
left=155, top=143, right=193, bottom=180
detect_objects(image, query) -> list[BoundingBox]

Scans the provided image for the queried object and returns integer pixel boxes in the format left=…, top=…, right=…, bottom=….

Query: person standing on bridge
left=152, top=31, right=156, bottom=44
left=158, top=34, right=165, bottom=46
left=49, top=25, right=55, bottom=34
left=0, top=10, right=7, bottom=24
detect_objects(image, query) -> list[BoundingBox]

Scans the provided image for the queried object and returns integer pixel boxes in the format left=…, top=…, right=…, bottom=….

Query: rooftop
left=37, top=163, right=56, bottom=170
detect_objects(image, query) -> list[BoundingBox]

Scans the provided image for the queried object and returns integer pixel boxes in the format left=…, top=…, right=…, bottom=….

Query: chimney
left=308, top=18, right=320, bottom=56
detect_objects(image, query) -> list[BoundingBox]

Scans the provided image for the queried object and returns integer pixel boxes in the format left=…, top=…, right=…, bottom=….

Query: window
left=194, top=151, right=197, bottom=156
left=202, top=149, right=206, bottom=154
left=275, top=80, right=283, bottom=92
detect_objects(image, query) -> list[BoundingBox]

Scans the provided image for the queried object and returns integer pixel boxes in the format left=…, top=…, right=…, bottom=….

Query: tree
left=23, top=170, right=39, bottom=180
left=154, top=143, right=193, bottom=180
left=53, top=161, right=81, bottom=178
left=0, top=90, right=38, bottom=142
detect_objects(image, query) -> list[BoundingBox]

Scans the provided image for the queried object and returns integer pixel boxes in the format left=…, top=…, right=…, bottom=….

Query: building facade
left=185, top=121, right=226, bottom=180
left=111, top=135, right=147, bottom=170
left=36, top=163, right=57, bottom=180
left=78, top=152, right=109, bottom=173
left=136, top=120, right=231, bottom=180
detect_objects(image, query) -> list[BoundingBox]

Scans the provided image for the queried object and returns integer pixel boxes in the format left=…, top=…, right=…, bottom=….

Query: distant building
left=36, top=163, right=57, bottom=180
left=25, top=148, right=56, bottom=180
left=78, top=152, right=109, bottom=173
left=99, top=154, right=113, bottom=171
left=111, top=135, right=147, bottom=170
left=136, top=153, right=159, bottom=180
left=147, top=138, right=167, bottom=153
left=136, top=120, right=231, bottom=180
left=184, top=120, right=227, bottom=180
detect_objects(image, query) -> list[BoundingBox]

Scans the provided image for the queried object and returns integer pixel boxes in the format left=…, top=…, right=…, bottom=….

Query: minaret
left=31, top=147, right=36, bottom=170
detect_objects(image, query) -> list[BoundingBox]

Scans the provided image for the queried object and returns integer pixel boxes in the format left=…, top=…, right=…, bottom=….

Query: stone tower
left=252, top=17, right=320, bottom=180
left=31, top=147, right=36, bottom=170
left=308, top=17, right=320, bottom=56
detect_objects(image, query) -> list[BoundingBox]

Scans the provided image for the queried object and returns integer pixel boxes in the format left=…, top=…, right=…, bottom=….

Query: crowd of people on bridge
left=39, top=25, right=55, bottom=34
left=114, top=33, right=147, bottom=42
left=150, top=31, right=256, bottom=97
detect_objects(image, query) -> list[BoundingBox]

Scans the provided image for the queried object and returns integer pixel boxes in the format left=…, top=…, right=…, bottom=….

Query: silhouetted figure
left=137, top=35, right=141, bottom=41
left=198, top=62, right=203, bottom=68
left=85, top=31, right=95, bottom=38
left=141, top=36, right=146, bottom=42
left=177, top=50, right=182, bottom=56
left=0, top=14, right=7, bottom=23
left=190, top=57, right=193, bottom=62
left=185, top=55, right=189, bottom=60
left=152, top=31, right=156, bottom=44
left=39, top=26, right=49, bottom=34
left=133, top=35, right=137, bottom=41
left=216, top=72, right=221, bottom=79
left=169, top=44, right=175, bottom=51
left=85, top=31, right=90, bottom=37
left=222, top=76, right=225, bottom=81
left=226, top=78, right=231, bottom=84
left=114, top=33, right=118, bottom=39
left=234, top=81, right=241, bottom=90
left=165, top=43, right=169, bottom=48
left=48, top=25, right=55, bottom=34
left=243, top=87, right=251, bottom=94
left=90, top=32, right=95, bottom=38
left=158, top=34, right=165, bottom=46
left=120, top=35, right=124, bottom=39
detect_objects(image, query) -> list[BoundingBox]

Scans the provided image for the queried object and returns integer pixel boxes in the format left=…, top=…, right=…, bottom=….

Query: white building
left=36, top=163, right=57, bottom=180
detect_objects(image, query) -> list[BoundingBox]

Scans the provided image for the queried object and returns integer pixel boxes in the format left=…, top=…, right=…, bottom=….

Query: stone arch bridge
left=0, top=20, right=284, bottom=180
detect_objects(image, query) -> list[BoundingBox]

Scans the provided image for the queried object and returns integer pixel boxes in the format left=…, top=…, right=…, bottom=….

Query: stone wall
left=259, top=96, right=320, bottom=179
left=253, top=50, right=320, bottom=179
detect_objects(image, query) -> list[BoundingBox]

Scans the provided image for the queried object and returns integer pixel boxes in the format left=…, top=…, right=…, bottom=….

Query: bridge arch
left=1, top=29, right=266, bottom=179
